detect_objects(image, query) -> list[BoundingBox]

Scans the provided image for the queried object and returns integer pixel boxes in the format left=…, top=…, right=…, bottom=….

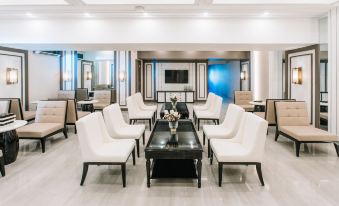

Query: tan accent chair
left=57, top=90, right=75, bottom=99
left=254, top=99, right=296, bottom=128
left=0, top=98, right=35, bottom=121
left=93, top=90, right=111, bottom=111
left=234, top=91, right=254, bottom=112
left=75, top=88, right=89, bottom=102
left=16, top=101, right=68, bottom=153
left=275, top=101, right=339, bottom=157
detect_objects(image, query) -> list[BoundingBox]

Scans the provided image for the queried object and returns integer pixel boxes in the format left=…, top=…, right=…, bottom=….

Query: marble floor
left=0, top=103, right=339, bottom=206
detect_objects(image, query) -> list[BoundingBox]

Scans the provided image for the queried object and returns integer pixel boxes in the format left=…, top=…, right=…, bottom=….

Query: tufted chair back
left=35, top=101, right=67, bottom=124
left=57, top=90, right=75, bottom=99
left=76, top=88, right=88, bottom=102
left=265, top=99, right=296, bottom=125
left=234, top=91, right=253, bottom=105
left=275, top=101, right=309, bottom=129
left=94, top=91, right=111, bottom=104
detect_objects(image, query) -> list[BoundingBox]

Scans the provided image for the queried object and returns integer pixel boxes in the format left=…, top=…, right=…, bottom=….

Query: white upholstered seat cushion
left=210, top=140, right=251, bottom=162
left=203, top=125, right=234, bottom=139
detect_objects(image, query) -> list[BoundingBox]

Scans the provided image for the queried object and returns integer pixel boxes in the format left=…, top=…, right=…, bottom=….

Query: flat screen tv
left=165, top=70, right=189, bottom=84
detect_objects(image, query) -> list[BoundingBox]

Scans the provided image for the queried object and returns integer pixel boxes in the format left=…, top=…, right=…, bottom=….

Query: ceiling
left=0, top=0, right=336, bottom=19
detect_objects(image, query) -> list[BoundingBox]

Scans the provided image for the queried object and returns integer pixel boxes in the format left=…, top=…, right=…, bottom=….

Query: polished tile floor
left=0, top=103, right=338, bottom=206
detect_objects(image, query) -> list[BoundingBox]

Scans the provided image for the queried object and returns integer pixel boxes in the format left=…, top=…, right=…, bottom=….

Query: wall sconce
left=292, top=67, right=302, bottom=84
left=86, top=71, right=92, bottom=80
left=119, top=71, right=126, bottom=82
left=240, top=71, right=246, bottom=80
left=63, top=72, right=71, bottom=82
left=6, top=68, right=18, bottom=84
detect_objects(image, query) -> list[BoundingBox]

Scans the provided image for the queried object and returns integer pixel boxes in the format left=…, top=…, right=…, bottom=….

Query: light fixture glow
left=26, top=12, right=36, bottom=18
left=240, top=71, right=246, bottom=80
left=262, top=11, right=270, bottom=17
left=6, top=68, right=18, bottom=85
left=84, top=12, right=93, bottom=18
left=203, top=12, right=209, bottom=17
left=119, top=71, right=126, bottom=82
left=143, top=12, right=149, bottom=17
left=63, top=72, right=71, bottom=82
left=86, top=71, right=92, bottom=80
left=292, top=67, right=302, bottom=84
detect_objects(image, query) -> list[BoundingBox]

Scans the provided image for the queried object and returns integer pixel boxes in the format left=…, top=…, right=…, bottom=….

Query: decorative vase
left=168, top=121, right=178, bottom=134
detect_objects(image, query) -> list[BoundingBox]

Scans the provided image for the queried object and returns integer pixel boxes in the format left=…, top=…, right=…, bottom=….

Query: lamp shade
left=63, top=72, right=71, bottom=82
left=292, top=67, right=302, bottom=84
left=119, top=71, right=126, bottom=82
left=6, top=68, right=18, bottom=84
left=240, top=71, right=246, bottom=80
left=86, top=71, right=92, bottom=80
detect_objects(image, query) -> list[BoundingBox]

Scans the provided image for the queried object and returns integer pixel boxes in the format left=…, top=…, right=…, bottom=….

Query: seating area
left=2, top=1, right=339, bottom=205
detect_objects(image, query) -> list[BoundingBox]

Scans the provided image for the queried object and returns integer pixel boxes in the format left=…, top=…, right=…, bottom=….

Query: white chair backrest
left=221, top=104, right=245, bottom=135
left=76, top=112, right=113, bottom=161
left=103, top=103, right=126, bottom=138
left=240, top=113, right=268, bottom=161
left=0, top=100, right=10, bottom=114
left=134, top=93, right=145, bottom=109
left=205, top=93, right=215, bottom=107
left=211, top=95, right=223, bottom=116
left=126, top=96, right=139, bottom=116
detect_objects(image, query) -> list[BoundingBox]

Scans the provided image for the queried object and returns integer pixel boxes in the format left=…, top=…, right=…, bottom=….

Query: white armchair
left=76, top=112, right=136, bottom=187
left=126, top=96, right=154, bottom=131
left=203, top=104, right=245, bottom=157
left=134, top=93, right=157, bottom=121
left=103, top=103, right=146, bottom=157
left=193, top=92, right=215, bottom=118
left=195, top=95, right=223, bottom=131
left=0, top=150, right=4, bottom=177
left=210, top=112, right=268, bottom=187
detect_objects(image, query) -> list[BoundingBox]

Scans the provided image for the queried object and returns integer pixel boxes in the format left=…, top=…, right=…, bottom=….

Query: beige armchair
left=75, top=88, right=89, bottom=102
left=1, top=98, right=35, bottom=121
left=275, top=101, right=338, bottom=157
left=234, top=91, right=254, bottom=112
left=16, top=101, right=68, bottom=153
left=93, top=91, right=111, bottom=111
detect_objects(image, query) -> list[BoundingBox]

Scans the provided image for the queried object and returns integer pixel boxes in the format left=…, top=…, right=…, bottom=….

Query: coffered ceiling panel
left=0, top=0, right=68, bottom=5
left=213, top=0, right=338, bottom=4
left=82, top=0, right=195, bottom=4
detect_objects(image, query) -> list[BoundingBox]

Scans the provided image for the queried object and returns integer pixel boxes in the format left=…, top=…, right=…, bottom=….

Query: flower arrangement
left=163, top=110, right=181, bottom=122
left=170, top=96, right=178, bottom=110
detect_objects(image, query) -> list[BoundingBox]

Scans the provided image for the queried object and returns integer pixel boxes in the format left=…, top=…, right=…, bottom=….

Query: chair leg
left=80, top=163, right=89, bottom=186
left=218, top=162, right=223, bottom=187
left=132, top=148, right=136, bottom=166
left=135, top=139, right=140, bottom=158
left=295, top=141, right=301, bottom=157
left=129, top=119, right=132, bottom=124
left=216, top=119, right=220, bottom=125
left=256, top=163, right=265, bottom=186
left=121, top=164, right=126, bottom=187
left=198, top=119, right=200, bottom=131
left=334, top=143, right=339, bottom=157
left=203, top=132, right=205, bottom=145
left=149, top=119, right=152, bottom=131
left=63, top=128, right=68, bottom=139
left=208, top=139, right=211, bottom=158
left=274, top=130, right=279, bottom=141
left=75, top=125, right=77, bottom=134
left=210, top=149, right=213, bottom=165
left=40, top=138, right=46, bottom=153
left=142, top=132, right=145, bottom=145
left=0, top=156, right=5, bottom=177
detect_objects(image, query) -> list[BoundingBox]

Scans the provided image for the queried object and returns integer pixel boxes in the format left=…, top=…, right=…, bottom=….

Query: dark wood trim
left=285, top=44, right=320, bottom=128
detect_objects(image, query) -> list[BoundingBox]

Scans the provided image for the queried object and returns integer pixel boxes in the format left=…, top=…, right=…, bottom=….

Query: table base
left=0, top=130, right=19, bottom=165
left=151, top=159, right=198, bottom=178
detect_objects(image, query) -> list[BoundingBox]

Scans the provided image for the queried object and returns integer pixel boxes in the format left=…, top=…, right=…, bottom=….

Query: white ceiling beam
left=65, top=0, right=85, bottom=6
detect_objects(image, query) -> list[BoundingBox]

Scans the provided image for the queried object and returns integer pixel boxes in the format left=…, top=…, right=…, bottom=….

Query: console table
left=157, top=91, right=194, bottom=103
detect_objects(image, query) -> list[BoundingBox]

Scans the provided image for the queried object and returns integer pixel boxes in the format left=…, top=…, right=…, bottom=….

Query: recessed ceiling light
left=203, top=12, right=209, bottom=17
left=84, top=12, right=93, bottom=18
left=26, top=12, right=36, bottom=18
left=143, top=12, right=149, bottom=17
left=262, top=12, right=270, bottom=17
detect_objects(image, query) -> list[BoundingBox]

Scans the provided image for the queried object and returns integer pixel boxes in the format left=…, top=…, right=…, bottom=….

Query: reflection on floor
left=0, top=103, right=338, bottom=206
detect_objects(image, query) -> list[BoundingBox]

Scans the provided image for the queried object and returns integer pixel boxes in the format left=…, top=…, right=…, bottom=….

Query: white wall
left=268, top=51, right=284, bottom=98
left=28, top=52, right=60, bottom=106
left=156, top=63, right=195, bottom=91
left=0, top=18, right=319, bottom=49
left=251, top=51, right=269, bottom=101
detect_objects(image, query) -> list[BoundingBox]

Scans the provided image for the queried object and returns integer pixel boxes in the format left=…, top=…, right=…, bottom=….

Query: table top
left=0, top=120, right=27, bottom=133
left=145, top=120, right=202, bottom=157
left=249, top=101, right=266, bottom=106
left=77, top=100, right=99, bottom=104
left=160, top=102, right=189, bottom=119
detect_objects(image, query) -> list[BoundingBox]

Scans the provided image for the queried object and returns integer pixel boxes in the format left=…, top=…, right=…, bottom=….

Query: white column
left=251, top=51, right=269, bottom=100
left=328, top=8, right=339, bottom=135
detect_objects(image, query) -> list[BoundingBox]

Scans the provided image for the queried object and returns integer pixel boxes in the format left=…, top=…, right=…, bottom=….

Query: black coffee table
left=144, top=119, right=203, bottom=188
left=159, top=102, right=189, bottom=119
